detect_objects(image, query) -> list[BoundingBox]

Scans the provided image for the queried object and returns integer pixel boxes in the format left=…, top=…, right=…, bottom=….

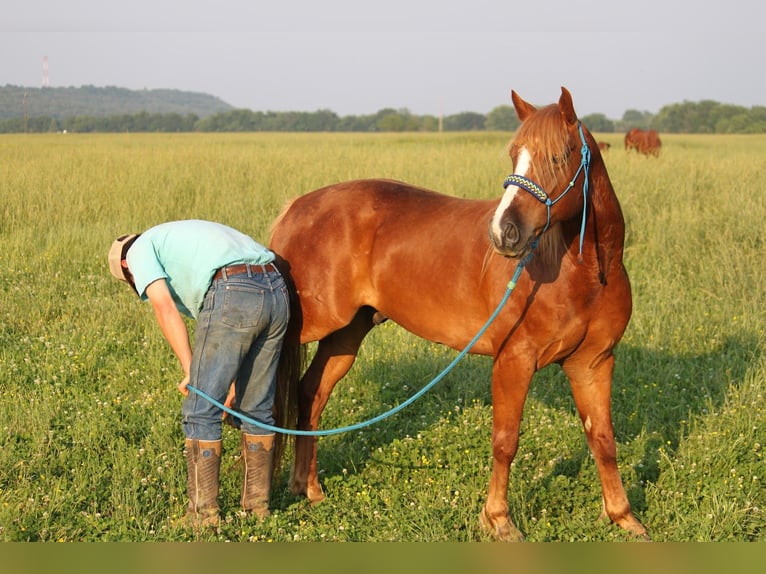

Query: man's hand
left=223, top=382, right=236, bottom=409
left=178, top=374, right=190, bottom=396
left=222, top=382, right=237, bottom=425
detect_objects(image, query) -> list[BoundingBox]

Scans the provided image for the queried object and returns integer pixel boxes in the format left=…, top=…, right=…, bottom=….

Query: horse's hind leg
left=563, top=353, right=649, bottom=539
left=291, top=307, right=377, bottom=503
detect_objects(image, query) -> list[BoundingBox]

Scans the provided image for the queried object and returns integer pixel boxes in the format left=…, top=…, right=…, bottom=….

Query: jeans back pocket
left=220, top=285, right=265, bottom=329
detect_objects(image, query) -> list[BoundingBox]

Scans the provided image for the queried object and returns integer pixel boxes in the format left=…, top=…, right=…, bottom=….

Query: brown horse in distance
left=624, top=127, right=661, bottom=156
left=269, top=87, right=648, bottom=541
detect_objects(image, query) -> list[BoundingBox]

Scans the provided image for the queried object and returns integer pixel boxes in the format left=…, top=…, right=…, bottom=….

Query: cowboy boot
left=240, top=433, right=275, bottom=518
left=179, top=438, right=221, bottom=529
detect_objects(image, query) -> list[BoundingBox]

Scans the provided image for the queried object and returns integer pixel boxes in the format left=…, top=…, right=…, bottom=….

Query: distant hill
left=0, top=85, right=234, bottom=120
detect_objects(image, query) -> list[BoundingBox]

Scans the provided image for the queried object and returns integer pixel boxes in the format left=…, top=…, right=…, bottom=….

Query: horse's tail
left=270, top=255, right=305, bottom=482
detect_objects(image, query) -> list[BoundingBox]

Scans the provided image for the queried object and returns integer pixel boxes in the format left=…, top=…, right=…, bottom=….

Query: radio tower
left=42, top=56, right=49, bottom=88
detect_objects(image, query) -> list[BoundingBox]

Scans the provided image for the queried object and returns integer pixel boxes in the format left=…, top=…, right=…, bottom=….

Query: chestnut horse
left=269, top=87, right=647, bottom=541
left=624, top=127, right=661, bottom=156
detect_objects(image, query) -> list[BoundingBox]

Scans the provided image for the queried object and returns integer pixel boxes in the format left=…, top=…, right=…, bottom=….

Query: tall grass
left=0, top=132, right=763, bottom=541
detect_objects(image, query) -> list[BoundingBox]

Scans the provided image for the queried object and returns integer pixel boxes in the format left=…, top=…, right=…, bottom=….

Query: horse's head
left=489, top=86, right=591, bottom=259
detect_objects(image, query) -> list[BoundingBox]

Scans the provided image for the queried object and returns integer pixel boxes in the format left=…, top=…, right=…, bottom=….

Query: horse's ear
left=558, top=86, right=578, bottom=125
left=511, top=90, right=536, bottom=121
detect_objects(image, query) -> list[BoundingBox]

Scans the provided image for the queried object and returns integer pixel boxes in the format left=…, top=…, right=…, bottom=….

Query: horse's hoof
left=289, top=476, right=326, bottom=504
left=604, top=510, right=650, bottom=541
left=479, top=507, right=524, bottom=542
left=306, top=484, right=326, bottom=505
left=624, top=522, right=650, bottom=541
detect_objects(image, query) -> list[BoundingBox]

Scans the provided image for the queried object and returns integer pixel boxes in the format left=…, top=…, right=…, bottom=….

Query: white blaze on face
left=491, top=147, right=532, bottom=239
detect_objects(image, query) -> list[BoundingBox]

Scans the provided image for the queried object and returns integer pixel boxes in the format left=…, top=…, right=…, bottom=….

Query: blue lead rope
left=187, top=125, right=592, bottom=437
left=186, top=253, right=532, bottom=437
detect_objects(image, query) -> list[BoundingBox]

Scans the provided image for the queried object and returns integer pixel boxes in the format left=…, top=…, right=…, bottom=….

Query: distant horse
left=598, top=141, right=611, bottom=151
left=269, top=87, right=647, bottom=541
left=624, top=128, right=661, bottom=156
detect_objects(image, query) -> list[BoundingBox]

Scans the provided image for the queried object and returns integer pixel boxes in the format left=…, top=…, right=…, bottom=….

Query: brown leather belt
left=213, top=263, right=277, bottom=281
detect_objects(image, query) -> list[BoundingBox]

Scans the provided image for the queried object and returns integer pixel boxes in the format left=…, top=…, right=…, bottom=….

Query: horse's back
left=271, top=178, right=492, bottom=258
left=275, top=178, right=462, bottom=222
left=269, top=179, right=499, bottom=344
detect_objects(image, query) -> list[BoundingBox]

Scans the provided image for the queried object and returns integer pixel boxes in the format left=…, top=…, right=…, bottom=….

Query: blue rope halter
left=502, top=121, right=592, bottom=257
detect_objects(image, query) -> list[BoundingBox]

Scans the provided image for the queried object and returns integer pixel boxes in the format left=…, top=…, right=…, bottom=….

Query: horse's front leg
left=480, top=357, right=534, bottom=542
left=563, top=352, right=649, bottom=540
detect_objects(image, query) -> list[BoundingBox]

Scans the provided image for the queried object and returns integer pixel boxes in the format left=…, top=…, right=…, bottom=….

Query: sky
left=3, top=0, right=765, bottom=120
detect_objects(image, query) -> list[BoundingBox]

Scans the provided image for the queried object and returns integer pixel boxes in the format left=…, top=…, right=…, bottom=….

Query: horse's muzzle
left=489, top=219, right=532, bottom=259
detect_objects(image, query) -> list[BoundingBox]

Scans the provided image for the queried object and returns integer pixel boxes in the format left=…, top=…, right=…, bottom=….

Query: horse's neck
left=585, top=160, right=626, bottom=280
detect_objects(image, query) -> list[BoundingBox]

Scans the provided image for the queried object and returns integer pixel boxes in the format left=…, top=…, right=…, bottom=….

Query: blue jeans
left=182, top=267, right=289, bottom=440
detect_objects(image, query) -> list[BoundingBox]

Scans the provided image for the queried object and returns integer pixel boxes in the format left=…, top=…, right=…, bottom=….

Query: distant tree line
left=1, top=99, right=765, bottom=134
left=0, top=106, right=521, bottom=134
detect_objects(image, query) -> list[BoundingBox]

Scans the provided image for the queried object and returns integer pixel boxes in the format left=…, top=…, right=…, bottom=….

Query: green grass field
left=0, top=131, right=763, bottom=542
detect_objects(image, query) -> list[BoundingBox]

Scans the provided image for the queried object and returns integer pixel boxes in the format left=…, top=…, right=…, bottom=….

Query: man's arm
left=145, top=278, right=193, bottom=395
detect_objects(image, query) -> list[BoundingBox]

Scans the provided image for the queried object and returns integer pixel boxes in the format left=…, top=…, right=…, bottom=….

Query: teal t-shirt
left=125, top=220, right=274, bottom=318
